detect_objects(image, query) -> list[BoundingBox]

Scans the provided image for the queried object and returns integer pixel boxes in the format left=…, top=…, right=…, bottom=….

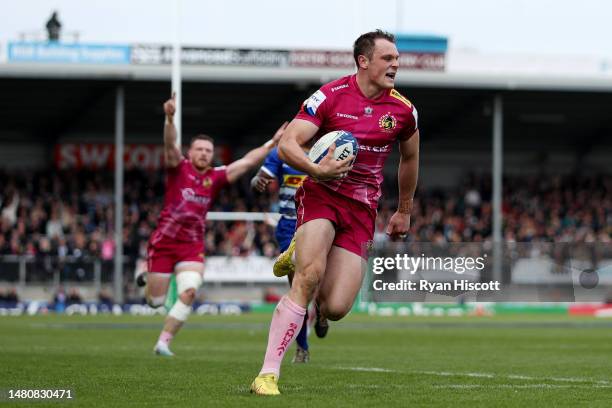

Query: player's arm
left=250, top=170, right=275, bottom=193
left=386, top=130, right=420, bottom=239
left=278, top=119, right=353, bottom=181
left=163, top=93, right=182, bottom=168
left=225, top=121, right=288, bottom=184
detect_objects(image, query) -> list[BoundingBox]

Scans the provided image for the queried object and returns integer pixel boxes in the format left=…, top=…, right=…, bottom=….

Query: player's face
left=367, top=39, right=400, bottom=90
left=189, top=140, right=214, bottom=171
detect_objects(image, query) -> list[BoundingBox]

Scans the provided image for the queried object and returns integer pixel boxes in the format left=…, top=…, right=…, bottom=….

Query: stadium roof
left=1, top=62, right=611, bottom=167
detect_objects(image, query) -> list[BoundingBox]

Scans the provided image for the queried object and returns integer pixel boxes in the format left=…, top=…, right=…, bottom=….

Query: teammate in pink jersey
left=251, top=30, right=420, bottom=395
left=143, top=94, right=287, bottom=356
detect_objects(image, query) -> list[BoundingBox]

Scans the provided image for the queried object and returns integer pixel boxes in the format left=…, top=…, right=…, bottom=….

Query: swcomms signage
left=8, top=42, right=130, bottom=64
left=131, top=45, right=445, bottom=70
left=54, top=143, right=233, bottom=169
left=131, top=45, right=290, bottom=67
left=54, top=143, right=165, bottom=170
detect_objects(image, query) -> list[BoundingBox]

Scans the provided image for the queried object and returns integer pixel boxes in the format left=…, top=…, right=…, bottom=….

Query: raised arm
left=163, top=93, right=182, bottom=168
left=278, top=119, right=353, bottom=181
left=386, top=130, right=420, bottom=239
left=225, top=121, right=288, bottom=184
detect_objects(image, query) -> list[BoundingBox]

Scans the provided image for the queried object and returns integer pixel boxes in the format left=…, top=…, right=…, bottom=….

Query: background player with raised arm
left=251, top=29, right=420, bottom=395
left=145, top=94, right=287, bottom=356
left=250, top=148, right=311, bottom=363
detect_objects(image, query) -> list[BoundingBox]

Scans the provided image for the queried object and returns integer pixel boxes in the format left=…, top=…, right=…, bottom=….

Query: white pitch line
left=434, top=384, right=609, bottom=389
left=338, top=366, right=397, bottom=373
left=415, top=370, right=611, bottom=385
left=420, top=370, right=494, bottom=378
left=335, top=367, right=611, bottom=386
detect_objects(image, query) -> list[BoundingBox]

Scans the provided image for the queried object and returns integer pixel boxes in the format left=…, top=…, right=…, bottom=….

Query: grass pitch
left=1, top=313, right=612, bottom=407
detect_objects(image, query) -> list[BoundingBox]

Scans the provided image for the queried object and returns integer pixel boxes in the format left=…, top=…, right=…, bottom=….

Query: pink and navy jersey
left=261, top=147, right=306, bottom=220
left=152, top=159, right=228, bottom=243
left=295, top=74, right=418, bottom=209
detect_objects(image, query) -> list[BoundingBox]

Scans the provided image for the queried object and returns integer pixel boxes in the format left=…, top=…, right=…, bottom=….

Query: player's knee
left=294, top=269, right=319, bottom=298
left=176, top=271, right=202, bottom=305
left=146, top=294, right=166, bottom=308
left=179, top=288, right=196, bottom=305
left=296, top=261, right=323, bottom=287
left=322, top=301, right=351, bottom=321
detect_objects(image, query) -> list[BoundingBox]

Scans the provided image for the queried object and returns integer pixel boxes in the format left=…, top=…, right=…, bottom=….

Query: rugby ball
left=308, top=130, right=358, bottom=164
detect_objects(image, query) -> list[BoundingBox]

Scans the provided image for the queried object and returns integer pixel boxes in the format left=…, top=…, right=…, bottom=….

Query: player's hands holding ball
left=308, top=130, right=358, bottom=181
left=313, top=143, right=354, bottom=181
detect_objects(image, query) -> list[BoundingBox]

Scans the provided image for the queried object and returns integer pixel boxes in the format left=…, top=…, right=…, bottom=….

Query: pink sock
left=260, top=295, right=306, bottom=377
left=158, top=331, right=174, bottom=345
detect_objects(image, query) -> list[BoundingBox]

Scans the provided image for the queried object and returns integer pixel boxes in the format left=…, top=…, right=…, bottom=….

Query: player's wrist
left=165, top=115, right=174, bottom=125
left=264, top=139, right=275, bottom=149
left=310, top=163, right=324, bottom=179
left=397, top=198, right=413, bottom=214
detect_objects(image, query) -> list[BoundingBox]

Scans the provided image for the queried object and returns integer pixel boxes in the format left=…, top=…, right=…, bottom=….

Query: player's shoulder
left=386, top=88, right=417, bottom=112
left=319, top=75, right=352, bottom=95
left=301, top=75, right=352, bottom=118
left=385, top=89, right=419, bottom=132
left=170, top=157, right=190, bottom=173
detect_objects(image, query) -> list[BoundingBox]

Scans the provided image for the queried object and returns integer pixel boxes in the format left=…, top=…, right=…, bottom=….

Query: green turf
left=1, top=313, right=612, bottom=407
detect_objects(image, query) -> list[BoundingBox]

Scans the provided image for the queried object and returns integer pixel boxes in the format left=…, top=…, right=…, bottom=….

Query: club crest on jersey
left=302, top=90, right=326, bottom=116
left=379, top=112, right=397, bottom=132
left=202, top=177, right=212, bottom=188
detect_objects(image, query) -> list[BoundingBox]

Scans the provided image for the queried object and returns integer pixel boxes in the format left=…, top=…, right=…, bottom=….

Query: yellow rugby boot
left=273, top=237, right=296, bottom=277
left=250, top=373, right=280, bottom=396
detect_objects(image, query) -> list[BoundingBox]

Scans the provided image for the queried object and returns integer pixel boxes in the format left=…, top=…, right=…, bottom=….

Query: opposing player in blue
left=251, top=147, right=311, bottom=363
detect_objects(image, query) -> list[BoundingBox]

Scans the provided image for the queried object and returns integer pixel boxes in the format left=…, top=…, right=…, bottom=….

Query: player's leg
left=287, top=271, right=310, bottom=363
left=277, top=219, right=310, bottom=363
left=144, top=273, right=172, bottom=308
left=316, top=246, right=364, bottom=321
left=314, top=198, right=374, bottom=334
left=251, top=219, right=334, bottom=395
left=154, top=261, right=204, bottom=356
left=143, top=243, right=174, bottom=308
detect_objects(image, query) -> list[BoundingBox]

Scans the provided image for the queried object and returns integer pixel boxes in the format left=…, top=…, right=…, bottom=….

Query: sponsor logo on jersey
left=364, top=106, right=373, bottom=116
left=331, top=84, right=349, bottom=92
left=181, top=188, right=211, bottom=206
left=390, top=89, right=412, bottom=107
left=302, top=90, right=326, bottom=116
left=336, top=112, right=358, bottom=120
left=202, top=177, right=212, bottom=188
left=379, top=113, right=397, bottom=132
left=358, top=144, right=391, bottom=153
left=283, top=174, right=306, bottom=188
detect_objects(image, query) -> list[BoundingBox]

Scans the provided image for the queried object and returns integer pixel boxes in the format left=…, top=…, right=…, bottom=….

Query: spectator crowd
left=1, top=169, right=610, bottom=268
